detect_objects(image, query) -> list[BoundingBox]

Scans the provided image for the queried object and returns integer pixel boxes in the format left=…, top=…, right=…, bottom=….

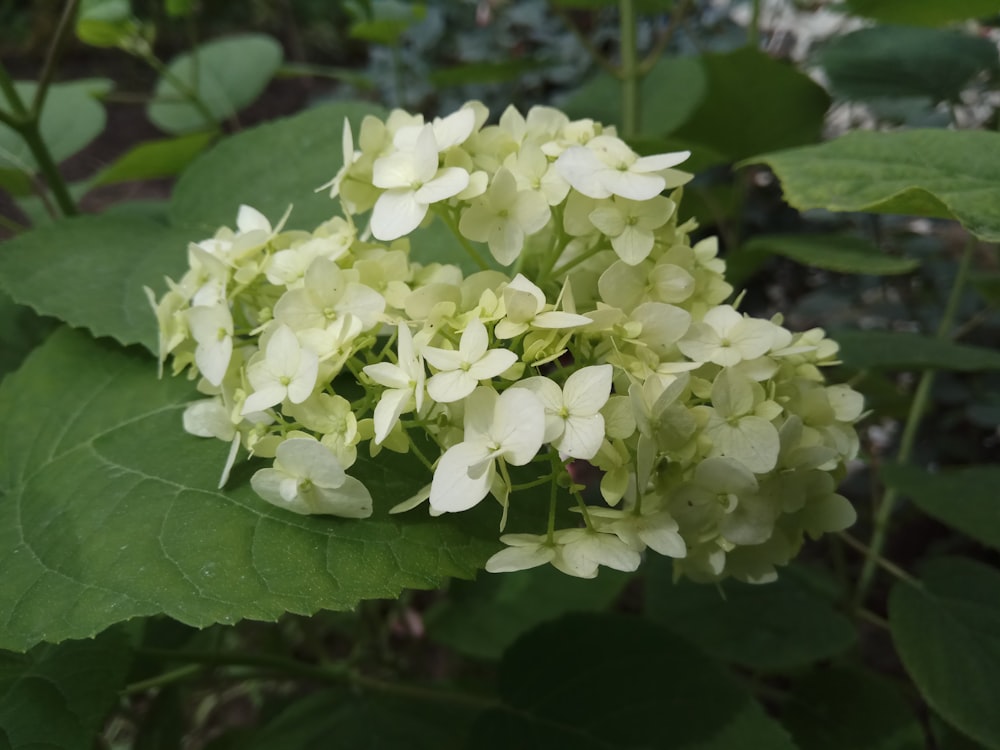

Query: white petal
left=426, top=369, right=477, bottom=403
left=312, top=476, right=373, bottom=518
left=467, top=348, right=518, bottom=380
left=492, top=388, right=545, bottom=465
left=373, top=388, right=412, bottom=444
left=276, top=437, right=345, bottom=488
left=429, top=441, right=494, bottom=513
left=600, top=170, right=665, bottom=201
left=633, top=150, right=690, bottom=172
left=237, top=205, right=271, bottom=233
left=485, top=543, right=555, bottom=573
left=459, top=318, right=490, bottom=361
left=370, top=190, right=427, bottom=241
left=555, top=147, right=611, bottom=199
left=557, top=414, right=605, bottom=460
left=563, top=364, right=613, bottom=416
left=364, top=362, right=410, bottom=390
left=415, top=167, right=470, bottom=204
left=532, top=311, right=592, bottom=329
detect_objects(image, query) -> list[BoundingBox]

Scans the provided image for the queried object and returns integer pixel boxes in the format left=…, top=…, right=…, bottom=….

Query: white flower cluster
left=149, top=102, right=861, bottom=584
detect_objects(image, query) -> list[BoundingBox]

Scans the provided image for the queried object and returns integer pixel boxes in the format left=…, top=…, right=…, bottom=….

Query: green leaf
left=834, top=331, right=1000, bottom=371
left=147, top=34, right=284, bottom=134
left=428, top=60, right=547, bottom=88
left=170, top=101, right=385, bottom=232
left=0, top=215, right=198, bottom=352
left=0, top=290, right=58, bottom=382
left=0, top=329, right=504, bottom=652
left=889, top=557, right=1000, bottom=750
left=92, top=132, right=215, bottom=186
left=670, top=47, right=830, bottom=162
left=781, top=666, right=925, bottom=750
left=76, top=0, right=133, bottom=47
left=747, top=129, right=1000, bottom=242
left=971, top=271, right=1000, bottom=307
left=469, top=612, right=796, bottom=749
left=932, top=713, right=995, bottom=750
left=562, top=56, right=707, bottom=140
left=425, top=565, right=630, bottom=660
left=742, top=233, right=920, bottom=275
left=645, top=558, right=857, bottom=670
left=0, top=79, right=111, bottom=171
left=0, top=627, right=132, bottom=748
left=218, top=688, right=478, bottom=750
left=348, top=1, right=427, bottom=45
left=845, top=0, right=1000, bottom=26
left=164, top=0, right=196, bottom=18
left=881, top=465, right=1000, bottom=552
left=817, top=26, right=999, bottom=103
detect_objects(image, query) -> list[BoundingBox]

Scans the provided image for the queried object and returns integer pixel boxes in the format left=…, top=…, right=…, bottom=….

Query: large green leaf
left=742, top=233, right=920, bottom=275
left=469, top=613, right=796, bottom=749
left=670, top=48, right=830, bottom=162
left=889, top=558, right=1000, bottom=750
left=0, top=329, right=503, bottom=652
left=645, top=558, right=856, bottom=670
left=845, top=0, right=1000, bottom=26
left=147, top=34, right=283, bottom=134
left=0, top=79, right=110, bottom=172
left=0, top=215, right=197, bottom=353
left=0, top=627, right=132, bottom=749
left=781, top=666, right=925, bottom=750
left=561, top=55, right=707, bottom=140
left=834, top=331, right=1000, bottom=371
left=425, top=565, right=630, bottom=660
left=748, top=129, right=1000, bottom=242
left=0, top=290, right=58, bottom=382
left=170, top=101, right=386, bottom=232
left=817, top=26, right=999, bottom=103
left=881, top=465, right=1000, bottom=552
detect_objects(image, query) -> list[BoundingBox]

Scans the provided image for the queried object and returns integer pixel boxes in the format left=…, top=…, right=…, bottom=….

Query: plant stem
left=638, top=0, right=694, bottom=75
left=32, top=0, right=81, bottom=118
left=852, top=237, right=976, bottom=610
left=134, top=647, right=499, bottom=710
left=0, top=60, right=79, bottom=217
left=619, top=0, right=639, bottom=140
left=747, top=0, right=762, bottom=48
left=138, top=49, right=217, bottom=130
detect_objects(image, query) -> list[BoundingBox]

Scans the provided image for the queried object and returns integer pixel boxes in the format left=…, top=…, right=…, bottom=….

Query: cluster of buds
left=149, top=102, right=861, bottom=583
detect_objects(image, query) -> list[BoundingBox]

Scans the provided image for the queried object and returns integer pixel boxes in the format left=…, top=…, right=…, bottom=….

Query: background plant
left=1, top=0, right=1000, bottom=748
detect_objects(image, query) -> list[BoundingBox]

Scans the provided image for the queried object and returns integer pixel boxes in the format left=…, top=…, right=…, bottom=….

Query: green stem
left=437, top=207, right=490, bottom=270
left=747, top=0, right=762, bottom=48
left=134, top=647, right=499, bottom=710
left=122, top=664, right=204, bottom=695
left=838, top=532, right=920, bottom=589
left=32, top=0, right=81, bottom=118
left=619, top=0, right=639, bottom=140
left=138, top=49, right=217, bottom=130
left=852, top=238, right=975, bottom=609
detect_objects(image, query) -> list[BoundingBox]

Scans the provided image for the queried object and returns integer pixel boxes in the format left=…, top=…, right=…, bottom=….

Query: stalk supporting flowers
left=150, top=102, right=862, bottom=583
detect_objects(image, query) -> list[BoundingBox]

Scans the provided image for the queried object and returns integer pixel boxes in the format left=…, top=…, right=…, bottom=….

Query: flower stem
left=437, top=207, right=490, bottom=271
left=852, top=237, right=975, bottom=610
left=619, top=0, right=639, bottom=140
left=32, top=0, right=81, bottom=119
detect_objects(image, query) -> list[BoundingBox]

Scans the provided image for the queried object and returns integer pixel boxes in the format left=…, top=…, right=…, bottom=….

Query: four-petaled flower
left=421, top=318, right=517, bottom=403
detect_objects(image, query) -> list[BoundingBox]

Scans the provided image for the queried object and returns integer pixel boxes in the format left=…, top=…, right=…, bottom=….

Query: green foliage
left=889, top=558, right=1000, bottom=750
left=740, top=234, right=921, bottom=276
left=92, top=132, right=216, bottom=186
left=471, top=613, right=796, bottom=749
left=646, top=559, right=857, bottom=670
left=881, top=465, right=1000, bottom=551
left=0, top=329, right=503, bottom=652
left=425, top=566, right=630, bottom=660
left=834, top=331, right=1000, bottom=371
left=0, top=79, right=110, bottom=172
left=781, top=666, right=925, bottom=750
left=0, top=627, right=132, bottom=749
left=0, top=216, right=198, bottom=351
left=845, top=0, right=1000, bottom=26
left=147, top=34, right=284, bottom=134
left=170, top=101, right=386, bottom=231
left=818, top=26, right=1000, bottom=103
left=751, top=129, right=1000, bottom=242
left=671, top=48, right=830, bottom=161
